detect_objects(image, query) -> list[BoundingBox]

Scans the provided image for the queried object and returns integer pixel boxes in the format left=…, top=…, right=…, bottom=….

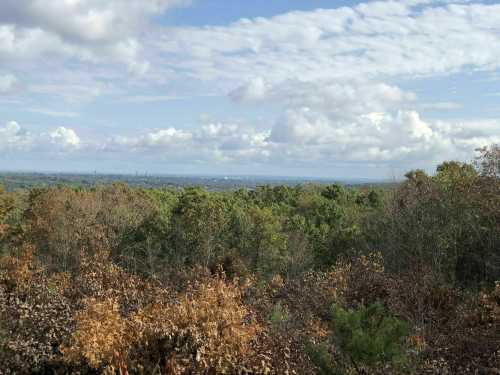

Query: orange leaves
left=25, top=185, right=158, bottom=273
left=60, top=271, right=261, bottom=374
left=0, top=245, right=40, bottom=293
left=139, top=277, right=260, bottom=373
left=0, top=186, right=13, bottom=240
left=62, top=298, right=133, bottom=369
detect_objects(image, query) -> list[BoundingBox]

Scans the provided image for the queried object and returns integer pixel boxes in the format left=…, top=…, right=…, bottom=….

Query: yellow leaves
left=269, top=274, right=284, bottom=292
left=47, top=272, right=70, bottom=294
left=407, top=332, right=427, bottom=353
left=358, top=252, right=385, bottom=274
left=137, top=276, right=260, bottom=373
left=61, top=273, right=260, bottom=374
left=62, top=298, right=132, bottom=369
left=0, top=245, right=39, bottom=293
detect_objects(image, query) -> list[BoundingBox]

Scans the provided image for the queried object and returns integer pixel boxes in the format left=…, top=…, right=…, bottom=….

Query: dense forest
left=0, top=145, right=498, bottom=374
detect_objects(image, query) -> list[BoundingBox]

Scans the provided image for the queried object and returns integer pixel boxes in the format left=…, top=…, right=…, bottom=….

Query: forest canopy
left=0, top=145, right=498, bottom=374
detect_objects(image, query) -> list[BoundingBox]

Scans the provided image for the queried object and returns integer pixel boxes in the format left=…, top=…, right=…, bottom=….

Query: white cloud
left=252, top=80, right=415, bottom=118
left=0, top=0, right=189, bottom=75
left=419, top=101, right=461, bottom=110
left=110, top=128, right=192, bottom=149
left=95, top=111, right=497, bottom=169
left=3, top=112, right=497, bottom=173
left=0, top=121, right=81, bottom=151
left=152, top=2, right=500, bottom=86
left=230, top=77, right=270, bottom=102
left=121, top=95, right=188, bottom=103
left=0, top=0, right=188, bottom=43
left=269, top=108, right=499, bottom=165
left=141, top=128, right=192, bottom=146
left=103, top=122, right=271, bottom=164
left=28, top=108, right=80, bottom=118
left=270, top=108, right=335, bottom=145
left=49, top=127, right=81, bottom=148
left=0, top=74, right=17, bottom=93
left=1, top=0, right=499, bottom=175
left=29, top=83, right=104, bottom=103
left=0, top=121, right=32, bottom=150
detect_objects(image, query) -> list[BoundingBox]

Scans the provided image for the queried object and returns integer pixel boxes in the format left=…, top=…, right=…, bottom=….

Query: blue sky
left=160, top=1, right=363, bottom=26
left=0, top=0, right=499, bottom=178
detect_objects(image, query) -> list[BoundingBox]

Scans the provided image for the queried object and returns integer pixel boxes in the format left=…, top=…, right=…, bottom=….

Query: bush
left=62, top=272, right=262, bottom=374
left=0, top=247, right=74, bottom=373
left=330, top=303, right=409, bottom=372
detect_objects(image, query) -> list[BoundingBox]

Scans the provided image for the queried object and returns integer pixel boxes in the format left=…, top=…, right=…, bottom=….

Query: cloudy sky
left=0, top=0, right=499, bottom=178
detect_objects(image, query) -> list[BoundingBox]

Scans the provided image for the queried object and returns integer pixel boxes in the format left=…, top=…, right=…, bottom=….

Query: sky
left=0, top=0, right=499, bottom=178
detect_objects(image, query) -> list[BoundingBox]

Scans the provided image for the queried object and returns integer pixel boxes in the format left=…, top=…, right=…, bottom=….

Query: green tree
left=235, top=205, right=288, bottom=277
left=308, top=303, right=409, bottom=374
left=169, top=188, right=230, bottom=268
left=331, top=303, right=409, bottom=372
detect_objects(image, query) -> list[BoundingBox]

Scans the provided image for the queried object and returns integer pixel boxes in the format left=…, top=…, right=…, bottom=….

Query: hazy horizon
left=0, top=169, right=395, bottom=182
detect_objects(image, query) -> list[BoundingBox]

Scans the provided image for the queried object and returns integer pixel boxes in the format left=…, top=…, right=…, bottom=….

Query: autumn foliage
left=0, top=146, right=499, bottom=374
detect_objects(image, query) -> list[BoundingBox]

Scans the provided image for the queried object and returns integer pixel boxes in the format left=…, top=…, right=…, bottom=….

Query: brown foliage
left=62, top=297, right=133, bottom=369
left=0, top=246, right=264, bottom=374
left=130, top=276, right=260, bottom=374
left=0, top=247, right=74, bottom=373
left=0, top=186, right=14, bottom=242
left=331, top=255, right=500, bottom=374
left=25, top=185, right=157, bottom=273
left=62, top=275, right=262, bottom=374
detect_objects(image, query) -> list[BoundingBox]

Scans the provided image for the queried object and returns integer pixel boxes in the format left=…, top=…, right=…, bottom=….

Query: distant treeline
left=0, top=172, right=393, bottom=192
left=0, top=145, right=498, bottom=374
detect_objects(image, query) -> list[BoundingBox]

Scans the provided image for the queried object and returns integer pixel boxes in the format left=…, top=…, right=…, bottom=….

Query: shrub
left=62, top=273, right=262, bottom=374
left=132, top=276, right=261, bottom=374
left=0, top=247, right=74, bottom=373
left=268, top=301, right=290, bottom=330
left=330, top=303, right=410, bottom=373
left=304, top=341, right=337, bottom=375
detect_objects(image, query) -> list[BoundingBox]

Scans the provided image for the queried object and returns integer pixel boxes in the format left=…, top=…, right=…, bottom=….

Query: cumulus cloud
left=49, top=127, right=81, bottom=148
left=3, top=112, right=497, bottom=173
left=0, top=0, right=187, bottom=43
left=93, top=111, right=498, bottom=170
left=1, top=0, right=499, bottom=174
left=0, top=121, right=32, bottom=150
left=143, top=0, right=500, bottom=172
left=0, top=0, right=188, bottom=75
left=237, top=80, right=416, bottom=118
left=269, top=108, right=500, bottom=165
left=102, top=122, right=271, bottom=164
left=0, top=121, right=81, bottom=152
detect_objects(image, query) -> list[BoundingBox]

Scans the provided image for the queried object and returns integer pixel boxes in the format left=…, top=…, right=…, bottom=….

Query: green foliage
left=331, top=303, right=409, bottom=371
left=168, top=188, right=230, bottom=268
left=371, top=156, right=500, bottom=286
left=305, top=342, right=338, bottom=375
left=268, top=301, right=290, bottom=329
left=321, top=184, right=345, bottom=201
left=0, top=145, right=499, bottom=373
